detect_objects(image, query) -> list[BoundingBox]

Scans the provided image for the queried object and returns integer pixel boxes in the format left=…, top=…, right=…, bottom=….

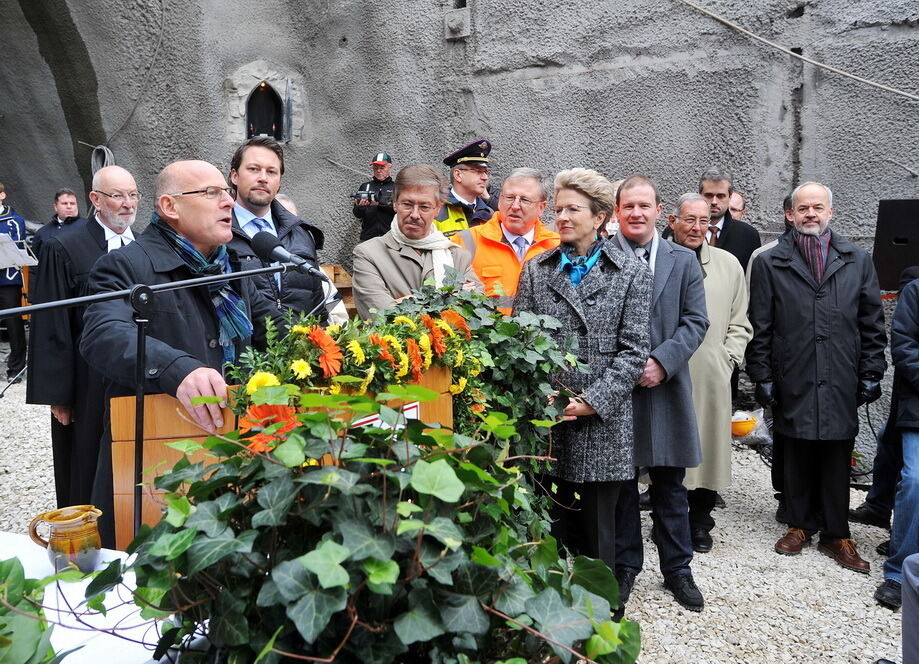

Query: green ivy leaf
left=189, top=396, right=222, bottom=405
left=251, top=475, right=297, bottom=528
left=272, top=435, right=306, bottom=467
left=410, top=459, right=465, bottom=502
left=571, top=555, right=618, bottom=607
left=184, top=500, right=227, bottom=537
left=85, top=559, right=123, bottom=599
left=286, top=587, right=347, bottom=644
left=165, top=439, right=205, bottom=454
left=297, top=466, right=360, bottom=493
left=148, top=529, right=196, bottom=561
left=252, top=384, right=299, bottom=406
left=362, top=558, right=399, bottom=585
left=339, top=520, right=395, bottom=561
left=163, top=494, right=194, bottom=527
left=493, top=576, right=536, bottom=617
left=396, top=501, right=422, bottom=517
left=271, top=560, right=312, bottom=603
left=299, top=540, right=350, bottom=589
left=470, top=546, right=501, bottom=567
left=254, top=626, right=284, bottom=663
left=438, top=592, right=490, bottom=635
left=393, top=588, right=446, bottom=645
left=186, top=529, right=257, bottom=577
left=524, top=588, right=593, bottom=661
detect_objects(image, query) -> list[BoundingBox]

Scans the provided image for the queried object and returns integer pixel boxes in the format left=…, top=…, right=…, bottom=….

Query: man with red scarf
left=746, top=181, right=887, bottom=573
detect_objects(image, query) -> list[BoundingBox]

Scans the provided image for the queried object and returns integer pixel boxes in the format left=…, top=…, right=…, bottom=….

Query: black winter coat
left=892, top=273, right=919, bottom=431
left=746, top=229, right=887, bottom=440
left=228, top=200, right=327, bottom=324
left=352, top=177, right=395, bottom=242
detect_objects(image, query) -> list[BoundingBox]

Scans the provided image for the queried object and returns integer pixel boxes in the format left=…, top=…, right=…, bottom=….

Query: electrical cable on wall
left=677, top=0, right=919, bottom=103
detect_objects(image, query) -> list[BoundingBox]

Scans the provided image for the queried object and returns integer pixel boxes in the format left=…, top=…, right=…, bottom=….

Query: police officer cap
left=371, top=152, right=392, bottom=165
left=443, top=139, right=491, bottom=168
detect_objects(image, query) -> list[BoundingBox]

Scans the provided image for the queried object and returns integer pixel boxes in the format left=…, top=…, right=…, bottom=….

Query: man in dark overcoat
left=27, top=166, right=138, bottom=507
left=747, top=182, right=887, bottom=573
left=80, top=160, right=273, bottom=546
left=612, top=175, right=709, bottom=612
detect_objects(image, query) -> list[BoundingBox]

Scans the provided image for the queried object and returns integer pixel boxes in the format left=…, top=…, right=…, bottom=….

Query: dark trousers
left=865, top=422, right=902, bottom=519
left=51, top=417, right=74, bottom=508
left=784, top=437, right=854, bottom=540
left=615, top=466, right=693, bottom=579
left=0, top=285, right=26, bottom=375
left=772, top=431, right=787, bottom=500
left=546, top=476, right=622, bottom=571
left=688, top=487, right=717, bottom=533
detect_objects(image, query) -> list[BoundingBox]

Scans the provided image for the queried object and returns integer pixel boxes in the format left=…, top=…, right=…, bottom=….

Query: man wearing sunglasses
left=452, top=168, right=559, bottom=315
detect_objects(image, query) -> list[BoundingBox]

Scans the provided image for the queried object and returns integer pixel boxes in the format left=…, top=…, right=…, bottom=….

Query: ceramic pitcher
left=28, top=505, right=103, bottom=573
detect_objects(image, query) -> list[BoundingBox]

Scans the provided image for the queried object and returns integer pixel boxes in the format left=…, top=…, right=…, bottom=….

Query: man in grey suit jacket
left=612, top=175, right=709, bottom=612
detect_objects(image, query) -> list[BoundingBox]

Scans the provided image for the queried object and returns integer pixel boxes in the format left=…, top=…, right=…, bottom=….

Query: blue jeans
left=884, top=430, right=919, bottom=582
left=865, top=422, right=902, bottom=519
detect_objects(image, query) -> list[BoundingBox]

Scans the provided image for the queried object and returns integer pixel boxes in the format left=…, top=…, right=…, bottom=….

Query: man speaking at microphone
left=81, top=159, right=274, bottom=546
left=226, top=137, right=328, bottom=322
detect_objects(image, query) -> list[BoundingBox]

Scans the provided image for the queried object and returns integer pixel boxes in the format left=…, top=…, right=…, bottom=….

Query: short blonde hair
left=554, top=168, right=616, bottom=215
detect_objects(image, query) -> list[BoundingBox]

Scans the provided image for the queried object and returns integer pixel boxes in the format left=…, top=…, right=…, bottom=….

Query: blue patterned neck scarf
left=559, top=239, right=604, bottom=287
left=150, top=214, right=253, bottom=363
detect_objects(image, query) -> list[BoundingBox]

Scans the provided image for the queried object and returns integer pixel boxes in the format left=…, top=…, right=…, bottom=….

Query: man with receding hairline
left=28, top=165, right=138, bottom=507
left=81, top=159, right=272, bottom=545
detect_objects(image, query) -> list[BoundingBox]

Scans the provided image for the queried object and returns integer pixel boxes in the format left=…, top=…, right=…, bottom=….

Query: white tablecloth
left=1, top=531, right=162, bottom=662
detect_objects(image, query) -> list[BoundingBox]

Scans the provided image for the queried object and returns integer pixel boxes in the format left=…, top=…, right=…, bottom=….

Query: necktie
left=708, top=225, right=720, bottom=246
left=634, top=246, right=648, bottom=263
left=513, top=236, right=528, bottom=260
left=253, top=217, right=271, bottom=233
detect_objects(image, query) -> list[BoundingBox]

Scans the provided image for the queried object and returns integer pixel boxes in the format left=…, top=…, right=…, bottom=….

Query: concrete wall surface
left=2, top=0, right=916, bottom=264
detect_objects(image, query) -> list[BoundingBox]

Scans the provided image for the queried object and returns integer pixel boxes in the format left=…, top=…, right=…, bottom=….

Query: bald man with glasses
left=452, top=168, right=559, bottom=314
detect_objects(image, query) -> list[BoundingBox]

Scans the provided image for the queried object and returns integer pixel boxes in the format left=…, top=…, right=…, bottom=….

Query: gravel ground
left=0, top=359, right=902, bottom=663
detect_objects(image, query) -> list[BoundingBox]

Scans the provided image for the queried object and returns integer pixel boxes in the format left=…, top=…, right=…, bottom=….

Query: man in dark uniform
left=27, top=166, right=137, bottom=508
left=81, top=160, right=273, bottom=546
left=434, top=139, right=494, bottom=234
left=353, top=152, right=396, bottom=242
left=226, top=136, right=328, bottom=325
left=31, top=189, right=88, bottom=272
left=0, top=182, right=28, bottom=383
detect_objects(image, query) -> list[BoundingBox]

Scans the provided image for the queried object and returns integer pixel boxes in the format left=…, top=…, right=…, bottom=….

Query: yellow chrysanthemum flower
left=467, top=355, right=480, bottom=376
left=329, top=383, right=342, bottom=394
left=449, top=376, right=468, bottom=394
left=395, top=351, right=409, bottom=378
left=435, top=319, right=456, bottom=337
left=453, top=349, right=464, bottom=367
left=346, top=340, right=366, bottom=365
left=290, top=358, right=313, bottom=379
left=302, top=458, right=320, bottom=467
left=246, top=371, right=281, bottom=394
left=418, top=334, right=433, bottom=369
left=326, top=324, right=342, bottom=336
left=291, top=324, right=311, bottom=335
left=358, top=363, right=376, bottom=395
left=383, top=335, right=403, bottom=355
left=392, top=315, right=417, bottom=330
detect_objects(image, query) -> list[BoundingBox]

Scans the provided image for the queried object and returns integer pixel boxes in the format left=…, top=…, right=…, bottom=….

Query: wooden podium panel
left=109, top=367, right=453, bottom=550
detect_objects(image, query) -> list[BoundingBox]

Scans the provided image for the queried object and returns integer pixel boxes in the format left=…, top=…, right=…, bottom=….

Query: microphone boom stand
left=0, top=262, right=294, bottom=543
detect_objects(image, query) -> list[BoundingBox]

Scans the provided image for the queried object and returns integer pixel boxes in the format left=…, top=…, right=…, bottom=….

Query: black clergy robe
left=26, top=217, right=110, bottom=507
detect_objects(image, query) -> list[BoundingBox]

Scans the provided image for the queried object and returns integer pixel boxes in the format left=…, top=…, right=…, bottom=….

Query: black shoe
left=775, top=502, right=788, bottom=524
left=714, top=493, right=726, bottom=509
left=877, top=539, right=890, bottom=557
left=849, top=502, right=891, bottom=529
left=691, top=527, right=713, bottom=553
left=664, top=573, right=704, bottom=612
left=638, top=488, right=651, bottom=511
left=615, top=567, right=638, bottom=608
left=874, top=578, right=902, bottom=610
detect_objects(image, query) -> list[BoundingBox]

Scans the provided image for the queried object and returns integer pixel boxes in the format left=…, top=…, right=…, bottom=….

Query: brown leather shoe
left=818, top=538, right=870, bottom=573
left=775, top=528, right=810, bottom=555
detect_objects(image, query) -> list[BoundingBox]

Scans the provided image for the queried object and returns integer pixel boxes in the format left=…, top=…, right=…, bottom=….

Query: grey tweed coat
left=514, top=241, right=652, bottom=483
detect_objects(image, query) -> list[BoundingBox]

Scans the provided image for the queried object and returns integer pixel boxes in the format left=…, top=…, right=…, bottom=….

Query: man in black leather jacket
left=227, top=137, right=328, bottom=323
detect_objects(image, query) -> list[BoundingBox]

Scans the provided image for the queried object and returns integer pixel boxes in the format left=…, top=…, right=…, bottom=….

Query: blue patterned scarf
left=150, top=214, right=253, bottom=363
left=559, top=239, right=604, bottom=287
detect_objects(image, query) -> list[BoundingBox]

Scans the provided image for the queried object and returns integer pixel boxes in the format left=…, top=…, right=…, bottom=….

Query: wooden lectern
left=109, top=367, right=453, bottom=550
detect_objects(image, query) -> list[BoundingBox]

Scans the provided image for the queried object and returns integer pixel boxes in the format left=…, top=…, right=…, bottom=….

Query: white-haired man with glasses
left=27, top=165, right=138, bottom=509
left=80, top=159, right=274, bottom=546
left=451, top=168, right=559, bottom=315
left=352, top=164, right=481, bottom=319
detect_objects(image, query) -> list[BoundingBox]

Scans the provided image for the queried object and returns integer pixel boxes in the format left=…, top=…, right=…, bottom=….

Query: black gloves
left=754, top=381, right=776, bottom=408
left=857, top=378, right=882, bottom=406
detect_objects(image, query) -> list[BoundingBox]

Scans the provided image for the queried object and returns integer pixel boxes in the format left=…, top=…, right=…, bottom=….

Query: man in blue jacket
left=0, top=181, right=27, bottom=382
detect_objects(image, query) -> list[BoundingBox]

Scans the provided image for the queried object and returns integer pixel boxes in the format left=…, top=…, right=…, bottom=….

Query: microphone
left=251, top=231, right=329, bottom=282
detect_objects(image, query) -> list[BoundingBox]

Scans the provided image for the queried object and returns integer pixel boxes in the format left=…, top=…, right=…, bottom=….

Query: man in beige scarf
left=352, top=164, right=481, bottom=319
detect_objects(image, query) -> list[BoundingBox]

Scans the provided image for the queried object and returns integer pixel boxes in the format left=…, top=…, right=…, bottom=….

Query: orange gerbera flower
left=370, top=333, right=398, bottom=369
left=239, top=404, right=298, bottom=452
left=440, top=310, right=471, bottom=339
left=307, top=325, right=343, bottom=378
left=405, top=337, right=423, bottom=382
left=420, top=314, right=447, bottom=356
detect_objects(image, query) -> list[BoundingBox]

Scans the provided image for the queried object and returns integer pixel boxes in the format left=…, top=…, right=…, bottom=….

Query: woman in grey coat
left=514, top=168, right=652, bottom=570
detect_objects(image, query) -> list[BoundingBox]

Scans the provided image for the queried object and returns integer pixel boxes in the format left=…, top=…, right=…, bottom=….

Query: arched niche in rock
left=224, top=60, right=309, bottom=144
